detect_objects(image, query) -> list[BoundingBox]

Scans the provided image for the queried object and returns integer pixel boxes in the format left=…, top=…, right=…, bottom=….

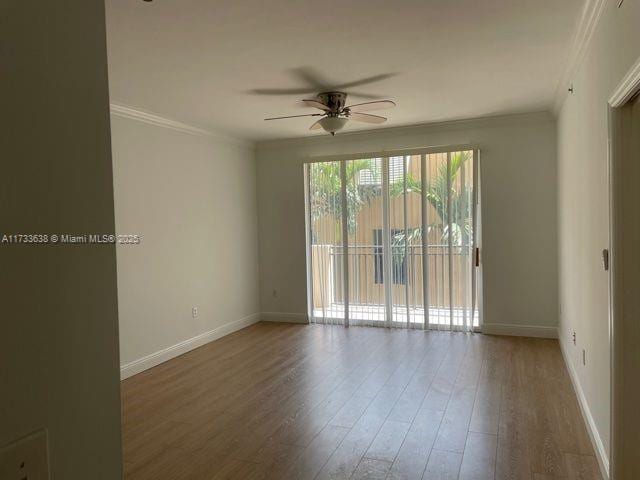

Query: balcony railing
left=311, top=244, right=474, bottom=310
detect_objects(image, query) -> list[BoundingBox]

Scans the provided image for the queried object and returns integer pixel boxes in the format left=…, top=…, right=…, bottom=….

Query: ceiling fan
left=265, top=92, right=396, bottom=135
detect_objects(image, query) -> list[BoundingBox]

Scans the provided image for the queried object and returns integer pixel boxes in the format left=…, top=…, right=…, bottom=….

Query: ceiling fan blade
left=346, top=100, right=396, bottom=112
left=349, top=112, right=387, bottom=124
left=250, top=66, right=330, bottom=96
left=264, top=113, right=323, bottom=121
left=251, top=87, right=320, bottom=95
left=345, top=91, right=385, bottom=100
left=333, top=73, right=397, bottom=90
left=290, top=66, right=331, bottom=90
left=302, top=99, right=331, bottom=111
left=309, top=119, right=324, bottom=130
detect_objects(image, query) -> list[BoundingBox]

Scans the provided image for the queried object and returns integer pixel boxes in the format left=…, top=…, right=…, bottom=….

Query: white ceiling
left=105, top=0, right=584, bottom=141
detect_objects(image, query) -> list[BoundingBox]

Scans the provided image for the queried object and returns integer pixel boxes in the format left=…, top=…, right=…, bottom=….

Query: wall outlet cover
left=0, top=429, right=50, bottom=480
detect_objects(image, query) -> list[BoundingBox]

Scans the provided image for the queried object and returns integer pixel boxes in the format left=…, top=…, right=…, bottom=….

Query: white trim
left=110, top=103, right=211, bottom=136
left=109, top=102, right=251, bottom=146
left=609, top=56, right=640, bottom=107
left=559, top=337, right=610, bottom=479
left=481, top=323, right=558, bottom=338
left=261, top=312, right=309, bottom=324
left=607, top=59, right=640, bottom=480
left=553, top=0, right=607, bottom=112
left=120, top=313, right=261, bottom=379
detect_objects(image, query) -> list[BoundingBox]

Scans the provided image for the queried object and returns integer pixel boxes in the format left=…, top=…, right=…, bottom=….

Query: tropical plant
left=310, top=151, right=473, bottom=247
left=309, top=159, right=379, bottom=236
left=389, top=151, right=473, bottom=248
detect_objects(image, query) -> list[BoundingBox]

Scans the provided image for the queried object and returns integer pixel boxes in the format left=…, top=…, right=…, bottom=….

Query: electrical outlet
left=0, top=429, right=50, bottom=480
left=582, top=349, right=586, bottom=365
left=192, top=306, right=198, bottom=318
left=572, top=331, right=576, bottom=345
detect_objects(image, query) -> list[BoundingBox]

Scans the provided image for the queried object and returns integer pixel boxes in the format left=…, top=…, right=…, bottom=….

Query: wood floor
left=121, top=322, right=601, bottom=480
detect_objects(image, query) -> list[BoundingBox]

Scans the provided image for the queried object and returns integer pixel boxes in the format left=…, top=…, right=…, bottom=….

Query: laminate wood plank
left=329, top=395, right=373, bottom=428
left=386, top=408, right=443, bottom=480
left=365, top=420, right=411, bottom=463
left=563, top=453, right=601, bottom=480
left=495, top=338, right=531, bottom=480
left=469, top=377, right=501, bottom=435
left=525, top=362, right=566, bottom=475
left=421, top=375, right=457, bottom=412
left=279, top=424, right=350, bottom=480
left=254, top=441, right=304, bottom=479
left=351, top=458, right=392, bottom=479
left=125, top=444, right=226, bottom=480
left=458, top=432, right=497, bottom=480
left=387, top=372, right=434, bottom=424
left=423, top=449, right=463, bottom=480
left=433, top=385, right=477, bottom=453
left=210, top=457, right=266, bottom=480
left=366, top=383, right=407, bottom=420
left=454, top=337, right=486, bottom=389
left=275, top=382, right=358, bottom=447
left=314, top=411, right=388, bottom=480
left=420, top=336, right=468, bottom=412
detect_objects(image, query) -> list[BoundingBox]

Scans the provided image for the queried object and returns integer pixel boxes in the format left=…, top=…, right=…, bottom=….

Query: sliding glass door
left=305, top=148, right=481, bottom=331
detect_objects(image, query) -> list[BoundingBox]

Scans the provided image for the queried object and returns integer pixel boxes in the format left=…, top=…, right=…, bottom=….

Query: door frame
left=608, top=55, right=640, bottom=480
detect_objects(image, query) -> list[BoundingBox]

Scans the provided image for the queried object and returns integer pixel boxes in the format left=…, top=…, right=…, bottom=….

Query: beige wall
left=110, top=116, right=260, bottom=369
left=556, top=0, right=640, bottom=471
left=0, top=1, right=123, bottom=478
left=256, top=112, right=558, bottom=333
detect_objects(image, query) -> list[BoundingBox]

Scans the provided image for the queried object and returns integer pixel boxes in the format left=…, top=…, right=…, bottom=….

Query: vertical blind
left=305, top=148, right=481, bottom=331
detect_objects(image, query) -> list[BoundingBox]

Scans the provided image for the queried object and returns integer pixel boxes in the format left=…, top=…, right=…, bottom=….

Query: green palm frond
left=311, top=152, right=473, bottom=245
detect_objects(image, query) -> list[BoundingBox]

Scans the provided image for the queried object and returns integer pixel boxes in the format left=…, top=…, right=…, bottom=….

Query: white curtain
left=305, top=149, right=480, bottom=332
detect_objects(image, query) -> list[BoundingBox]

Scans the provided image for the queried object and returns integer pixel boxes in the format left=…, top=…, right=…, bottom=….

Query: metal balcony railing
left=311, top=244, right=473, bottom=311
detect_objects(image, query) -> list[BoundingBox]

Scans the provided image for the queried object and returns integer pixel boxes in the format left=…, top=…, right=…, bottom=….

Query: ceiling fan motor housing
left=317, top=92, right=348, bottom=115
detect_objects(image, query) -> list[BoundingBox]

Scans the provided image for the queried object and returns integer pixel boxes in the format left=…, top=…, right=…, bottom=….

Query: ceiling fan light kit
left=318, top=116, right=349, bottom=135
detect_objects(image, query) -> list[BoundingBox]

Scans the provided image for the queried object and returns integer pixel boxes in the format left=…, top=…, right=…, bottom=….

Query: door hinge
left=602, top=249, right=609, bottom=271
left=475, top=247, right=480, bottom=267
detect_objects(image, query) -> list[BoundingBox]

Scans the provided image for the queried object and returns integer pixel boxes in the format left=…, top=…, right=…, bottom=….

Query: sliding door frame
left=420, top=153, right=430, bottom=330
left=304, top=144, right=483, bottom=331
left=303, top=165, right=314, bottom=323
left=471, top=150, right=483, bottom=331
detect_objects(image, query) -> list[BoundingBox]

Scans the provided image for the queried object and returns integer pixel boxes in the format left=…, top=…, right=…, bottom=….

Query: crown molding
left=109, top=102, right=253, bottom=147
left=553, top=0, right=608, bottom=113
left=609, top=55, right=640, bottom=107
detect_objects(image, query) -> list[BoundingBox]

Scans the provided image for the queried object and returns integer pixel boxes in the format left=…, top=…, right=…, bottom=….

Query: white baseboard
left=481, top=322, right=558, bottom=338
left=559, top=337, right=610, bottom=479
left=120, top=312, right=261, bottom=380
left=261, top=312, right=309, bottom=324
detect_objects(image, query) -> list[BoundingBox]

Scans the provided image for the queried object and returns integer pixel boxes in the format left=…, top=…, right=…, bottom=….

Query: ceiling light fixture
left=263, top=90, right=395, bottom=136
left=318, top=116, right=348, bottom=136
